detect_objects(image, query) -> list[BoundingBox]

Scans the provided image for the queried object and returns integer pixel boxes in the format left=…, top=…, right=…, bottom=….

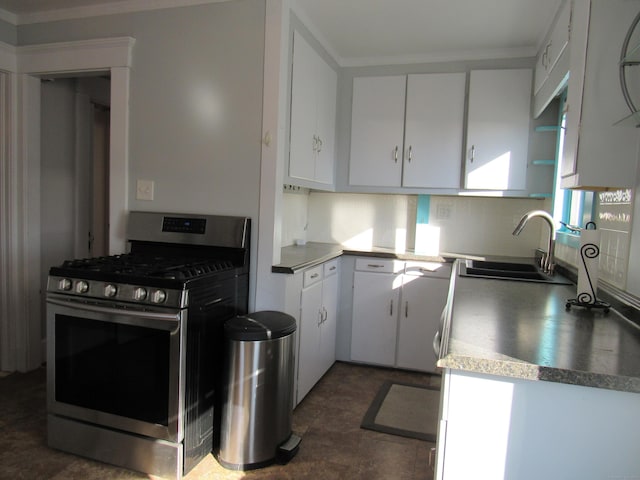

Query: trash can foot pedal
left=277, top=434, right=301, bottom=464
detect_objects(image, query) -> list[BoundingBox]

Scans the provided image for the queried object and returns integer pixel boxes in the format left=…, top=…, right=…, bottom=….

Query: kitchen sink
left=461, top=259, right=572, bottom=285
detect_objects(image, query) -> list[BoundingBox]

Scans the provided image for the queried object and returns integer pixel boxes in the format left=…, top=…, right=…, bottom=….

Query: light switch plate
left=136, top=179, right=154, bottom=201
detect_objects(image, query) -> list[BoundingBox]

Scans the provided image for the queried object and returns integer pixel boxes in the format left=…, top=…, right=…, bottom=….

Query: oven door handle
left=47, top=297, right=182, bottom=327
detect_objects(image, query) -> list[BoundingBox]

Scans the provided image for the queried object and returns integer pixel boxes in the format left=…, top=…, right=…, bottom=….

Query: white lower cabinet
left=436, top=369, right=640, bottom=479
left=350, top=258, right=450, bottom=372
left=351, top=270, right=401, bottom=366
left=296, top=259, right=339, bottom=404
left=396, top=272, right=450, bottom=372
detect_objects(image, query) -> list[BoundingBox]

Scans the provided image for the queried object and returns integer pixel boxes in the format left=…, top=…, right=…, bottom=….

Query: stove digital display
left=162, top=217, right=206, bottom=234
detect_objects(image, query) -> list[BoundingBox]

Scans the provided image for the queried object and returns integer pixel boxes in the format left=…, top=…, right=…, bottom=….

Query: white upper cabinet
left=464, top=69, right=532, bottom=191
left=349, top=73, right=466, bottom=189
left=534, top=0, right=570, bottom=95
left=403, top=73, right=466, bottom=188
left=289, top=30, right=338, bottom=188
left=533, top=0, right=571, bottom=117
left=560, top=0, right=640, bottom=190
left=349, top=75, right=406, bottom=187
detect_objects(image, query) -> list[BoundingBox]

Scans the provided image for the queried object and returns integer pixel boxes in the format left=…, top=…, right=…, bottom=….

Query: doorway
left=39, top=75, right=111, bottom=339
left=0, top=37, right=132, bottom=373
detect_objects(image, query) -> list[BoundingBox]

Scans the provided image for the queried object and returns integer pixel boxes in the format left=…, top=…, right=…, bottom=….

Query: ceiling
left=0, top=0, right=563, bottom=66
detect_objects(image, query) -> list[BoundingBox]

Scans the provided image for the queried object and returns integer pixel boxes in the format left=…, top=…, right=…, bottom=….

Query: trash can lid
left=225, top=310, right=297, bottom=341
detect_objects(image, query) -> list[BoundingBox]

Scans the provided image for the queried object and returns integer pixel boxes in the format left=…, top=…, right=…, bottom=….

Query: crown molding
left=339, top=47, right=538, bottom=68
left=1, top=0, right=230, bottom=26
left=0, top=7, right=17, bottom=24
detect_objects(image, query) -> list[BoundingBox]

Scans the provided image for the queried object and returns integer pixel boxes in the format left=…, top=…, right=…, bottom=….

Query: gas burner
left=57, top=254, right=236, bottom=282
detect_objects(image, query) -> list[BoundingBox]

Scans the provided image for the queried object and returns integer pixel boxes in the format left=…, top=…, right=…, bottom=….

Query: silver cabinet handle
left=405, top=301, right=408, bottom=318
left=428, top=447, right=436, bottom=471
left=367, top=264, right=385, bottom=268
left=545, top=42, right=552, bottom=69
left=408, top=145, right=412, bottom=163
left=470, top=144, right=475, bottom=163
left=316, top=136, right=322, bottom=153
left=310, top=273, right=319, bottom=279
left=390, top=299, right=394, bottom=316
left=394, top=145, right=399, bottom=163
left=433, top=331, right=441, bottom=358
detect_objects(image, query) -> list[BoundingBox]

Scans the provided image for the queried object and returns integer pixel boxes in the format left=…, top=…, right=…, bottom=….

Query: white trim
left=18, top=37, right=134, bottom=74
left=339, top=47, right=538, bottom=68
left=19, top=74, right=43, bottom=372
left=108, top=66, right=130, bottom=254
left=0, top=70, right=14, bottom=371
left=0, top=8, right=16, bottom=24
left=3, top=0, right=231, bottom=25
left=255, top=0, right=289, bottom=311
left=0, top=42, right=17, bottom=72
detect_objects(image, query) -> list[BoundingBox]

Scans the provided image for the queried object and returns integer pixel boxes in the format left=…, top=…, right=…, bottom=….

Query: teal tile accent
left=417, top=195, right=430, bottom=225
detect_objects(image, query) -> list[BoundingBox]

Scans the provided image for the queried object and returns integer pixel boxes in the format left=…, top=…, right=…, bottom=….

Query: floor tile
left=0, top=362, right=436, bottom=480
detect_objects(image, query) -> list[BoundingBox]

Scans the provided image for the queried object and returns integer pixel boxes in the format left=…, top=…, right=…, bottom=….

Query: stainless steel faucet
left=512, top=210, right=556, bottom=275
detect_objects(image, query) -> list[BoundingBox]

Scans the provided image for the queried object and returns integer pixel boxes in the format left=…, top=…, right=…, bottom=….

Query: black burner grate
left=59, top=254, right=235, bottom=282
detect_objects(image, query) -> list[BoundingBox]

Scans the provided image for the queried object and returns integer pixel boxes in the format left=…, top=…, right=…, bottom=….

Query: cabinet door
left=319, top=263, right=339, bottom=374
left=561, top=1, right=639, bottom=189
left=534, top=45, right=549, bottom=95
left=396, top=275, right=449, bottom=372
left=297, top=277, right=323, bottom=403
left=403, top=73, right=466, bottom=188
left=349, top=76, right=405, bottom=187
left=314, top=53, right=337, bottom=185
left=465, top=69, right=532, bottom=191
left=351, top=271, right=400, bottom=366
left=289, top=31, right=317, bottom=182
left=546, top=0, right=570, bottom=73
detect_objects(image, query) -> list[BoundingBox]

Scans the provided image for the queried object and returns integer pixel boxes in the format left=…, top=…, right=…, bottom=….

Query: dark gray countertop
left=272, top=243, right=344, bottom=273
left=272, top=242, right=452, bottom=273
left=438, top=260, right=640, bottom=393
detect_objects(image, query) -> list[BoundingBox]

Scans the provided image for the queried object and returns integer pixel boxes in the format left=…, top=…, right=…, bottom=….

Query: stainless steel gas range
left=46, top=211, right=250, bottom=479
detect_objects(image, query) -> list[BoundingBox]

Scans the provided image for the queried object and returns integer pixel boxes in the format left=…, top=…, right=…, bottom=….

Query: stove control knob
left=58, top=278, right=72, bottom=291
left=104, top=284, right=118, bottom=298
left=151, top=289, right=167, bottom=304
left=133, top=287, right=147, bottom=301
left=75, top=281, right=89, bottom=294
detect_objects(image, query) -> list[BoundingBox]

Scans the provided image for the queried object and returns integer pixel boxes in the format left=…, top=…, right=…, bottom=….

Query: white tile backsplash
left=281, top=192, right=309, bottom=247
left=282, top=188, right=635, bottom=292
left=286, top=191, right=547, bottom=257
left=306, top=193, right=415, bottom=251
left=554, top=189, right=633, bottom=290
left=428, top=196, right=547, bottom=256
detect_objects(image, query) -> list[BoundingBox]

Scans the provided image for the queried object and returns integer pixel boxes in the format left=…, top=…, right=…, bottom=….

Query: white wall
left=19, top=0, right=266, bottom=308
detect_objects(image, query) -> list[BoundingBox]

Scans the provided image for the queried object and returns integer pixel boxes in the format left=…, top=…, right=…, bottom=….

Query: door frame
left=0, top=37, right=133, bottom=372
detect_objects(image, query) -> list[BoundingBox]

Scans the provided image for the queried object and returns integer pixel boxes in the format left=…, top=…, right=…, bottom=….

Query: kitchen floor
left=0, top=362, right=437, bottom=480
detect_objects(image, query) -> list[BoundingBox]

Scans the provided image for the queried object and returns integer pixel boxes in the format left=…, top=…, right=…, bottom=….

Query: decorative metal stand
left=566, top=223, right=610, bottom=313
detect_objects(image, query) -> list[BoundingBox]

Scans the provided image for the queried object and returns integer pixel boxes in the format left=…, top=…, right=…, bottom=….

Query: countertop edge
left=272, top=242, right=452, bottom=274
left=438, top=354, right=640, bottom=394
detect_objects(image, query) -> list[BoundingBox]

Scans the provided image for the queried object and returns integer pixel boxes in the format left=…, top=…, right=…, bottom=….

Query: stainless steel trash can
left=217, top=311, right=300, bottom=470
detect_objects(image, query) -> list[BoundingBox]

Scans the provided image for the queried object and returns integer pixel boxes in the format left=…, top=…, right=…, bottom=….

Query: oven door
left=46, top=294, right=186, bottom=443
